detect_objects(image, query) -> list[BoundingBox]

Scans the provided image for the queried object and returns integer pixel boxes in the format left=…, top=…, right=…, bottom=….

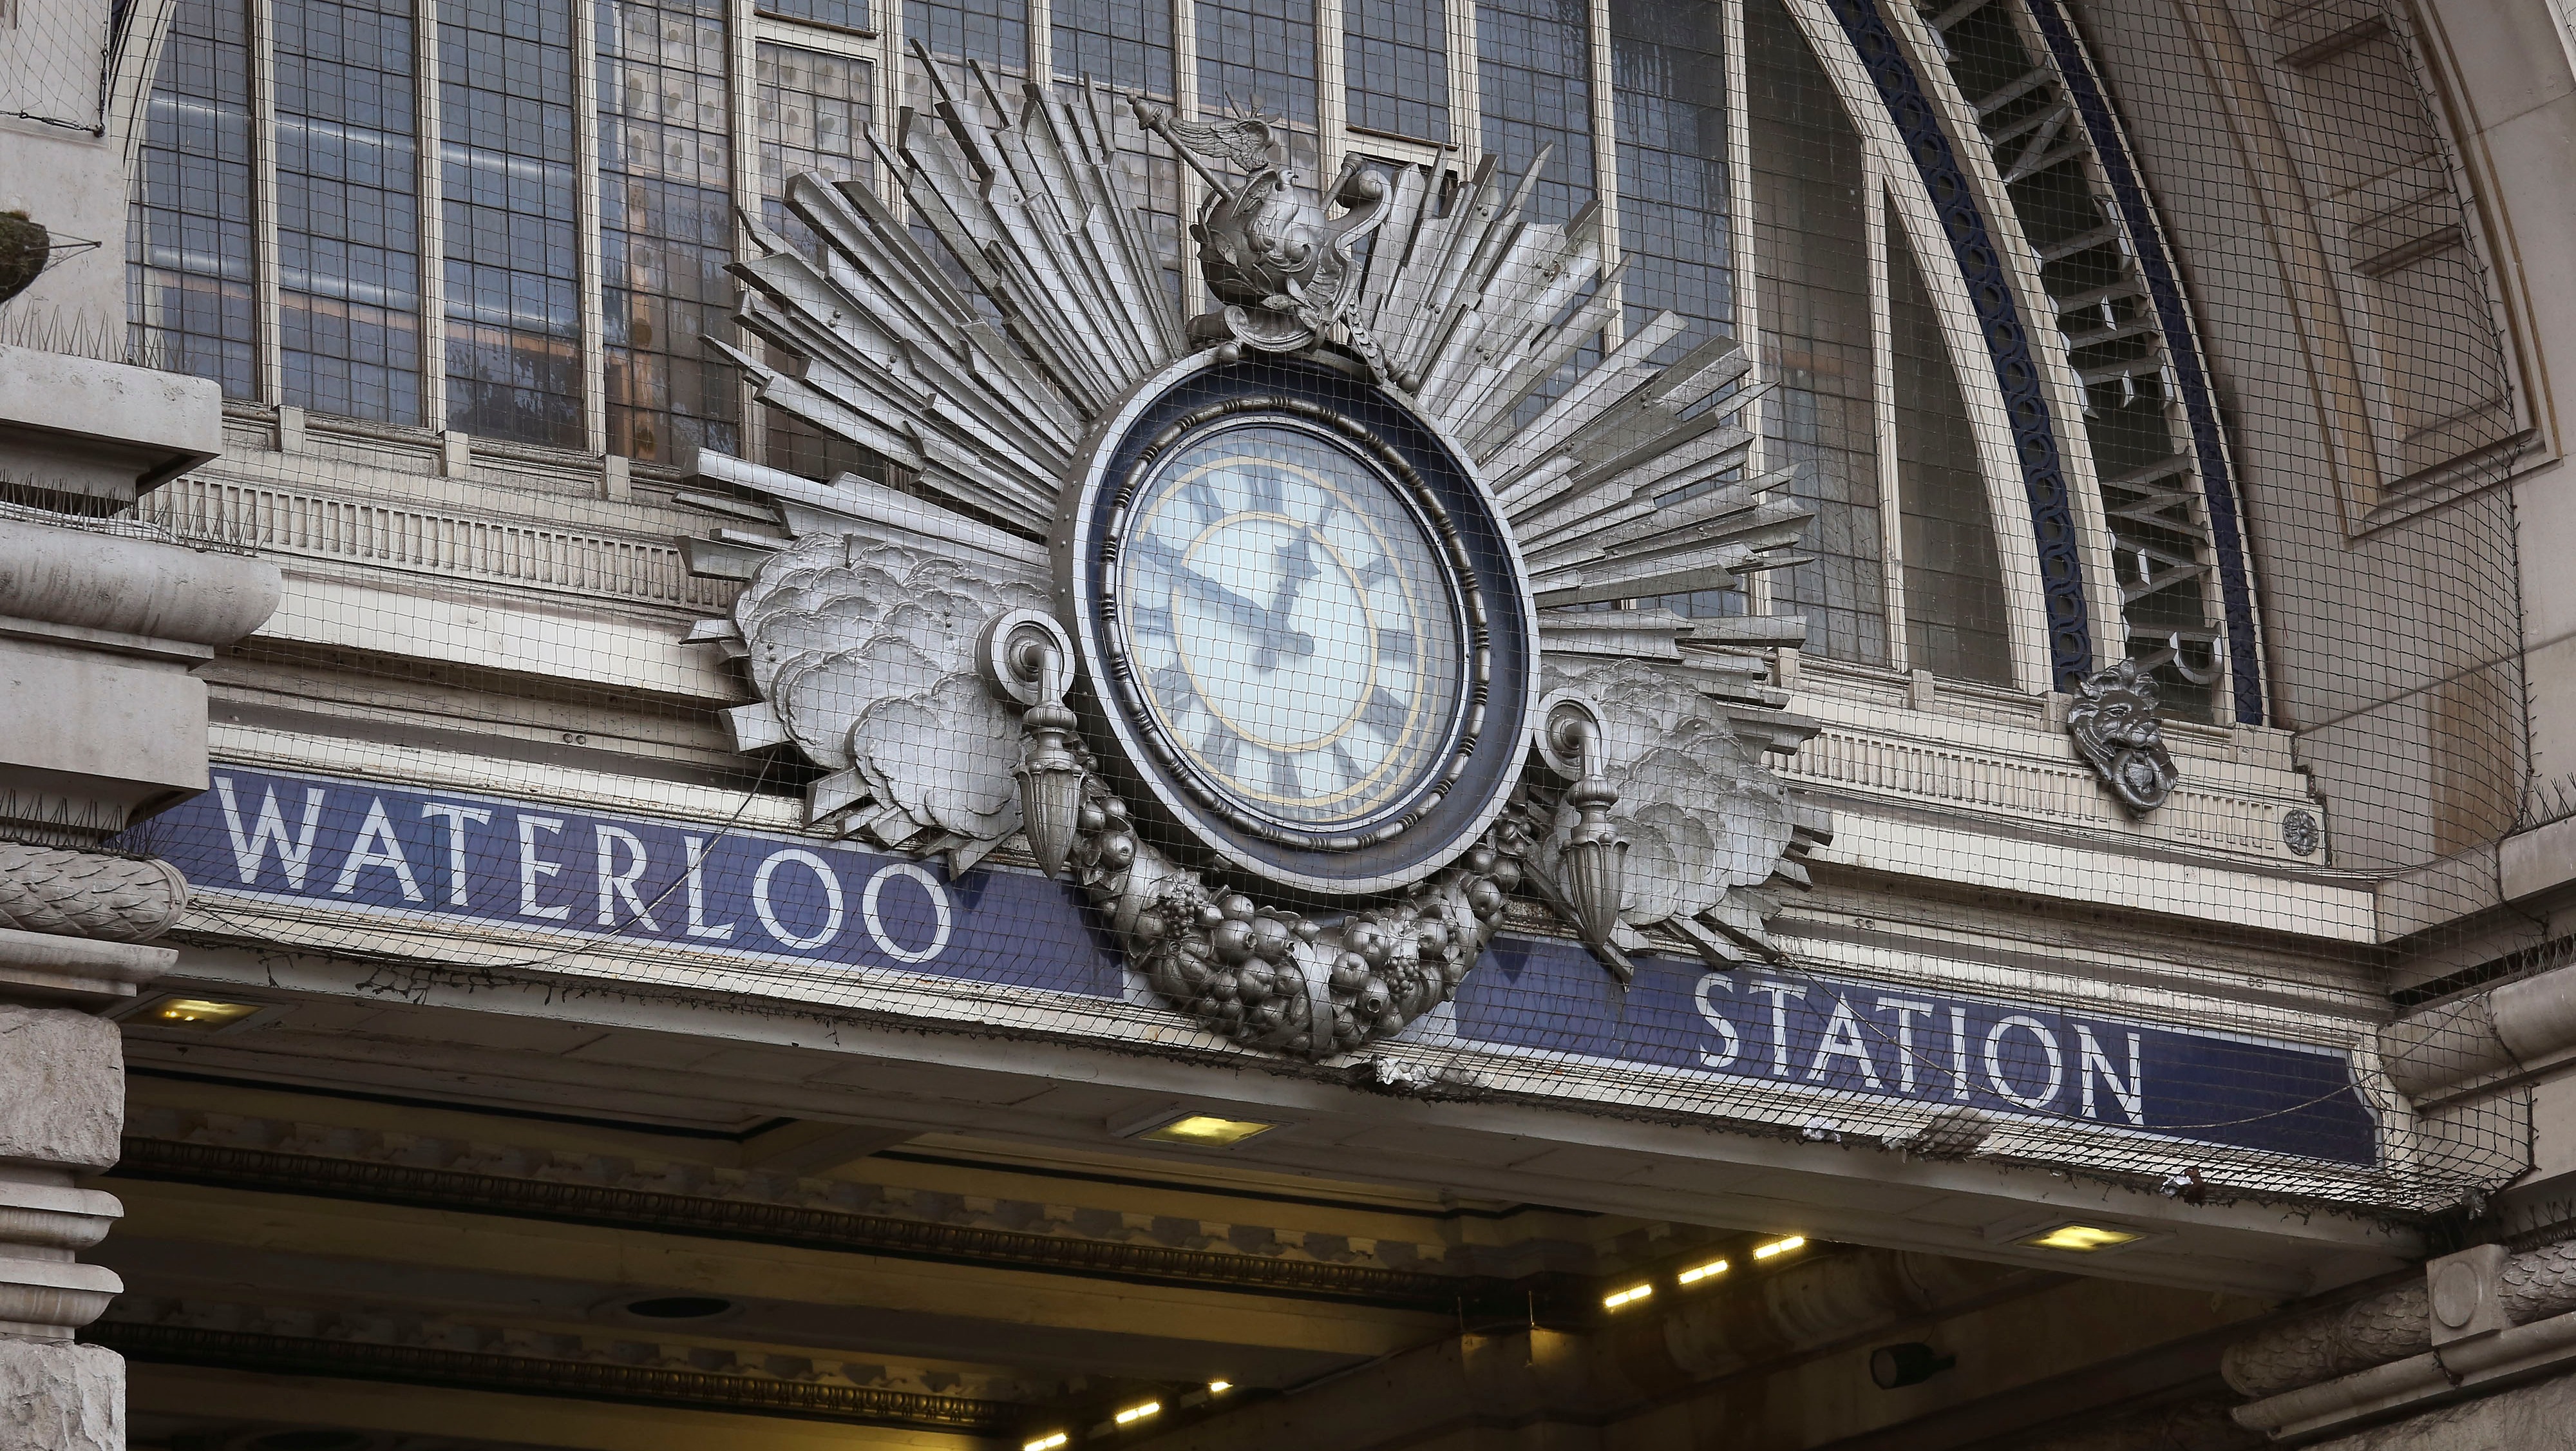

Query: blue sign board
left=1455, top=938, right=2378, bottom=1166
left=132, top=766, right=2378, bottom=1166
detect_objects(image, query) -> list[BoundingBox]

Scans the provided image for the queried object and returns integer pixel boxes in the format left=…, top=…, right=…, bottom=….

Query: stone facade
left=13, top=0, right=2576, bottom=1445
left=0, top=5, right=281, bottom=1439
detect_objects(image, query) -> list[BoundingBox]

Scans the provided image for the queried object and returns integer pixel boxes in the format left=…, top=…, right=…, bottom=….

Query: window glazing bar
left=1027, top=0, right=1051, bottom=88
left=1868, top=171, right=1908, bottom=672
left=1316, top=0, right=1348, bottom=182
left=415, top=0, right=449, bottom=430
left=730, top=0, right=764, bottom=479
left=1171, top=0, right=1201, bottom=309
left=575, top=0, right=609, bottom=454
left=1584, top=0, right=1620, bottom=343
left=249, top=0, right=285, bottom=404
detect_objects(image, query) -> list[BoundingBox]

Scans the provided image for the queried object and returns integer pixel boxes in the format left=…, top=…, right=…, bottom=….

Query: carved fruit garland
left=1063, top=762, right=1531, bottom=1059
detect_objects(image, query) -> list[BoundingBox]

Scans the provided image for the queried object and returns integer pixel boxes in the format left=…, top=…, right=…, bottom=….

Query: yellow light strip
left=1752, top=1235, right=1807, bottom=1260
left=149, top=998, right=261, bottom=1028
left=1676, top=1257, right=1729, bottom=1285
left=1208, top=1380, right=1232, bottom=1393
left=1601, top=1282, right=1654, bottom=1310
left=2022, top=1223, right=2143, bottom=1252
left=1025, top=1436, right=1068, bottom=1451
left=1115, top=1401, right=1162, bottom=1425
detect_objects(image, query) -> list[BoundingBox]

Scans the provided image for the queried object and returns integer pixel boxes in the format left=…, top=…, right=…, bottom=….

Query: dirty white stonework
left=0, top=1342, right=120, bottom=1451
left=0, top=1009, right=122, bottom=1172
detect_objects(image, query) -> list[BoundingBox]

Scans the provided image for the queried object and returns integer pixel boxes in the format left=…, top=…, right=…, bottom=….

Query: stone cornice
left=88, top=1320, right=1016, bottom=1431
left=111, top=1134, right=1490, bottom=1309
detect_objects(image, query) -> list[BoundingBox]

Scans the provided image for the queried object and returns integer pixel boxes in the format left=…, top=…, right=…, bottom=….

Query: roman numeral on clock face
left=1180, top=479, right=1224, bottom=524
left=1329, top=743, right=1365, bottom=792
left=1130, top=529, right=1184, bottom=579
left=1359, top=686, right=1409, bottom=741
left=1151, top=663, right=1198, bottom=713
left=1199, top=723, right=1244, bottom=777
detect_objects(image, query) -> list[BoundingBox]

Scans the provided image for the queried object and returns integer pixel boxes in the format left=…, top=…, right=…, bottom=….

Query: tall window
left=1053, top=0, right=1173, bottom=96
left=759, top=0, right=866, bottom=29
left=128, top=0, right=256, bottom=397
left=276, top=0, right=424, bottom=424
left=1477, top=0, right=1593, bottom=226
left=908, top=0, right=1025, bottom=74
left=756, top=42, right=878, bottom=484
left=756, top=43, right=871, bottom=253
left=1052, top=0, right=1183, bottom=301
left=1611, top=0, right=1730, bottom=362
left=1748, top=0, right=1882, bottom=667
left=598, top=0, right=738, bottom=463
left=1888, top=199, right=2009, bottom=685
left=1199, top=0, right=1319, bottom=138
left=439, top=0, right=583, bottom=446
left=1346, top=0, right=1448, bottom=144
left=122, top=0, right=2107, bottom=695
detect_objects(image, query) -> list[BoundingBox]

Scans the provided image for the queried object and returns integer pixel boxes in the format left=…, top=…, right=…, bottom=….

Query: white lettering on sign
left=214, top=777, right=325, bottom=889
left=1808, top=995, right=1883, bottom=1091
left=1948, top=1005, right=1971, bottom=1100
left=753, top=848, right=844, bottom=950
left=863, top=862, right=953, bottom=964
left=1692, top=973, right=1741, bottom=1069
left=1984, top=1015, right=2065, bottom=1111
left=2078, top=1025, right=2146, bottom=1124
left=1747, top=979, right=1807, bottom=1078
left=417, top=802, right=491, bottom=907
left=332, top=796, right=423, bottom=902
left=517, top=815, right=571, bottom=921
left=594, top=825, right=660, bottom=933
left=681, top=833, right=735, bottom=940
left=1877, top=998, right=1935, bottom=1095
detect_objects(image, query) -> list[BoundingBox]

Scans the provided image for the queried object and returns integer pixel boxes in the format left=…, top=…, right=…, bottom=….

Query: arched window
left=122, top=0, right=2239, bottom=706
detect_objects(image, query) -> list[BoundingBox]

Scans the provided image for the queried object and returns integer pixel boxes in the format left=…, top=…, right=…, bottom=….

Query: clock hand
left=1255, top=534, right=1324, bottom=671
left=1175, top=564, right=1316, bottom=661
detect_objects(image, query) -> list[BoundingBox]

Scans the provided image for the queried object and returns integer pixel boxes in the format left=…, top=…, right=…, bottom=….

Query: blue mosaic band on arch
left=2022, top=0, right=2266, bottom=725
left=1823, top=0, right=2095, bottom=693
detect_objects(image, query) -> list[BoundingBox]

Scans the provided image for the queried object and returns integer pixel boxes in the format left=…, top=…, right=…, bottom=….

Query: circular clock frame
left=1056, top=354, right=1540, bottom=898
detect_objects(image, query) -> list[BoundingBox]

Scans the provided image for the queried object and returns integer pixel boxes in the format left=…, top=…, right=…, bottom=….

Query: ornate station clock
left=1064, top=357, right=1538, bottom=896
left=682, top=61, right=1827, bottom=1061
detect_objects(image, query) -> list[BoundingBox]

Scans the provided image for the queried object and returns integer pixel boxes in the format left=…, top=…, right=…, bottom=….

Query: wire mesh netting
left=6, top=0, right=2552, bottom=1224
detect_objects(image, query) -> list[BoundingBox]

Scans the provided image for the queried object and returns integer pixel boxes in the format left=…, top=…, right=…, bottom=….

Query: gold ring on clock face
left=1113, top=421, right=1467, bottom=834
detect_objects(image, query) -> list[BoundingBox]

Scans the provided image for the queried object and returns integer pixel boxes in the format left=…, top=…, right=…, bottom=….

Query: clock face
left=1064, top=355, right=1537, bottom=896
left=1112, top=422, right=1466, bottom=835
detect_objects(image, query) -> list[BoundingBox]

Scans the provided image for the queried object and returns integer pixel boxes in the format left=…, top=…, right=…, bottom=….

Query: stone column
left=4, top=0, right=283, bottom=1433
left=0, top=354, right=281, bottom=1446
left=0, top=1006, right=128, bottom=1450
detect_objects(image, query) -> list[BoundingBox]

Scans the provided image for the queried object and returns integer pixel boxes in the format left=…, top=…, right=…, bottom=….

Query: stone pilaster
left=2226, top=1234, right=2576, bottom=1444
left=0, top=336, right=278, bottom=1448
left=0, top=1005, right=128, bottom=1451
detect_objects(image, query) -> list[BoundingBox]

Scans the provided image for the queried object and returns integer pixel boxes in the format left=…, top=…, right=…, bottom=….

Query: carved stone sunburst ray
left=680, top=52, right=1828, bottom=1054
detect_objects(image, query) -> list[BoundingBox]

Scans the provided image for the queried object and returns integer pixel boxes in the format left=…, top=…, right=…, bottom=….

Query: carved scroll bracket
left=1521, top=690, right=1632, bottom=982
